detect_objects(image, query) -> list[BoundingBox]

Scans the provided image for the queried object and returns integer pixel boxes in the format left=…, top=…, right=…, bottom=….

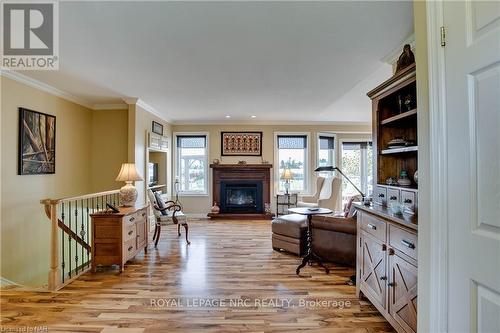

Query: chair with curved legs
left=147, top=189, right=190, bottom=246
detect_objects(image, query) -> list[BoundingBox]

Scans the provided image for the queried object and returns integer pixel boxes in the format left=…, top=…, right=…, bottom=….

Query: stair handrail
left=41, top=189, right=120, bottom=290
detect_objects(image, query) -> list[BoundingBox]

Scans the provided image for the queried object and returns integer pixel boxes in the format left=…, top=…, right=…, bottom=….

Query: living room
left=1, top=1, right=499, bottom=333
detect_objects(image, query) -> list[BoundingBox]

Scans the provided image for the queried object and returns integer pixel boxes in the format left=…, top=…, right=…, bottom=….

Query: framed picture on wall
left=18, top=107, right=56, bottom=175
left=221, top=131, right=262, bottom=156
left=152, top=121, right=163, bottom=135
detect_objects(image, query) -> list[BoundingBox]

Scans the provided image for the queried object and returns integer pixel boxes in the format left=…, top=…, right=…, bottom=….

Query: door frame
left=425, top=0, right=448, bottom=331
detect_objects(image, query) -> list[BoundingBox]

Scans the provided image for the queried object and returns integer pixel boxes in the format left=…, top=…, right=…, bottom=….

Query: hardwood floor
left=1, top=219, right=394, bottom=332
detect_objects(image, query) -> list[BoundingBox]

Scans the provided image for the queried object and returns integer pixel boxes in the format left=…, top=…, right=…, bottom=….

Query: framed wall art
left=18, top=108, right=56, bottom=175
left=221, top=131, right=262, bottom=156
left=152, top=121, right=163, bottom=135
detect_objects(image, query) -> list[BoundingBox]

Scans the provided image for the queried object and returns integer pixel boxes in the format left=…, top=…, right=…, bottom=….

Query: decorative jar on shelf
left=397, top=170, right=411, bottom=187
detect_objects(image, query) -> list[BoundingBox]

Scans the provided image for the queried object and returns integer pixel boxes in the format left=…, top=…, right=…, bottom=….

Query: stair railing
left=41, top=189, right=120, bottom=290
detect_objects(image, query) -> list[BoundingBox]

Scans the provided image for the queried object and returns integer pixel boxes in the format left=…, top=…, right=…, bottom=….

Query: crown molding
left=0, top=70, right=132, bottom=111
left=0, top=69, right=94, bottom=109
left=93, top=103, right=128, bottom=110
left=123, top=97, right=172, bottom=124
left=171, top=120, right=372, bottom=127
left=381, top=33, right=416, bottom=65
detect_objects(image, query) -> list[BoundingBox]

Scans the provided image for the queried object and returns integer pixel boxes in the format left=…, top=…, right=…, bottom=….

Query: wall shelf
left=381, top=146, right=418, bottom=155
left=380, top=109, right=417, bottom=125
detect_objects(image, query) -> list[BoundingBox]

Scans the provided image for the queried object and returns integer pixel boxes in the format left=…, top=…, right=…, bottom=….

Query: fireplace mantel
left=209, top=164, right=273, bottom=219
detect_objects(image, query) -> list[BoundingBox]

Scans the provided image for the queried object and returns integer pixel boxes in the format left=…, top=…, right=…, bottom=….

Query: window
left=341, top=141, right=373, bottom=204
left=276, top=134, right=309, bottom=193
left=318, top=134, right=335, bottom=168
left=176, top=134, right=208, bottom=194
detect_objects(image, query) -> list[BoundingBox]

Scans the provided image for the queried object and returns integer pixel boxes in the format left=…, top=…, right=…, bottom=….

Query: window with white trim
left=341, top=141, right=373, bottom=204
left=318, top=134, right=335, bottom=168
left=277, top=135, right=308, bottom=193
left=176, top=135, right=208, bottom=194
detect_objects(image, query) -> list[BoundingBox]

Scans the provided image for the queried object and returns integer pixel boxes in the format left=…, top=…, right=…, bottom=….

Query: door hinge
left=440, top=26, right=446, bottom=47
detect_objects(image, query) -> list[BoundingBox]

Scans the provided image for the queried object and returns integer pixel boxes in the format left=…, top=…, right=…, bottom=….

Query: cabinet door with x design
left=388, top=253, right=417, bottom=333
left=360, top=230, right=387, bottom=310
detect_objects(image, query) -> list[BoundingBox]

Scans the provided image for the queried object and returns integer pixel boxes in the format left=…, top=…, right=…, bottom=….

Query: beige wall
left=414, top=1, right=430, bottom=332
left=172, top=124, right=371, bottom=214
left=90, top=109, right=129, bottom=192
left=1, top=77, right=93, bottom=286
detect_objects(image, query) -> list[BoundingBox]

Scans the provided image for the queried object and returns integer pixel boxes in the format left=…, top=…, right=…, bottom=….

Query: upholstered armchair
left=297, top=176, right=342, bottom=211
left=147, top=189, right=190, bottom=247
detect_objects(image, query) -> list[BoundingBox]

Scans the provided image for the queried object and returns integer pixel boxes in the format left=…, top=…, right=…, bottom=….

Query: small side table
left=275, top=193, right=298, bottom=217
left=288, top=207, right=333, bottom=275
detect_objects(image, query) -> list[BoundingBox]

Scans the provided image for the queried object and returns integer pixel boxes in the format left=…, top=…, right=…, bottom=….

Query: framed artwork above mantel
left=221, top=131, right=262, bottom=156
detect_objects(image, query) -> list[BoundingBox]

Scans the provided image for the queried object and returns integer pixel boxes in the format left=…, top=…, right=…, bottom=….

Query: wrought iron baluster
left=68, top=201, right=72, bottom=278
left=96, top=196, right=100, bottom=212
left=86, top=198, right=90, bottom=268
left=74, top=202, right=79, bottom=274
left=61, top=202, right=65, bottom=283
left=80, top=199, right=84, bottom=272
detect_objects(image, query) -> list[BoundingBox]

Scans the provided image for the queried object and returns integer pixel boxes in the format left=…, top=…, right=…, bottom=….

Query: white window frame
left=173, top=132, right=209, bottom=196
left=339, top=138, right=373, bottom=199
left=316, top=132, right=337, bottom=169
left=274, top=132, right=311, bottom=195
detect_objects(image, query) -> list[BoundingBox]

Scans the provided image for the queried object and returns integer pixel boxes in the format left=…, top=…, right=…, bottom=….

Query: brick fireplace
left=209, top=164, right=272, bottom=219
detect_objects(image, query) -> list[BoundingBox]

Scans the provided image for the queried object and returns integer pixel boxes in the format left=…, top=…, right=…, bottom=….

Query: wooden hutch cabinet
left=356, top=63, right=418, bottom=333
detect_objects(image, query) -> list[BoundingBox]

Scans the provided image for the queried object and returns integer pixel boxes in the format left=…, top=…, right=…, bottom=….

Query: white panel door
left=444, top=1, right=500, bottom=332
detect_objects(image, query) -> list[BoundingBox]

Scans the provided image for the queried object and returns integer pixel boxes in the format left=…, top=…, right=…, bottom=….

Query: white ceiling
left=21, top=1, right=414, bottom=124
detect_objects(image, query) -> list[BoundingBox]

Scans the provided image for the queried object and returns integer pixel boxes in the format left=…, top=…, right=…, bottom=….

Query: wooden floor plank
left=0, top=219, right=393, bottom=332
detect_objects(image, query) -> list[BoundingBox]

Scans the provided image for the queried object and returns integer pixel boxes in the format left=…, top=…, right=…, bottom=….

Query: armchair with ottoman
left=271, top=197, right=359, bottom=266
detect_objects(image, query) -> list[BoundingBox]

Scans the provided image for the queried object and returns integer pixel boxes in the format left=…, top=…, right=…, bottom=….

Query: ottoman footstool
left=271, top=214, right=308, bottom=255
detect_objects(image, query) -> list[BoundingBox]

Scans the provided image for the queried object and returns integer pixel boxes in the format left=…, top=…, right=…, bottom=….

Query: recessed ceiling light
left=225, top=115, right=231, bottom=118
left=251, top=115, right=257, bottom=118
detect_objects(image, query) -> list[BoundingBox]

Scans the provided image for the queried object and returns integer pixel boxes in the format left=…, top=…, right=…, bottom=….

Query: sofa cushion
left=154, top=192, right=168, bottom=216
left=271, top=214, right=308, bottom=238
left=311, top=215, right=357, bottom=235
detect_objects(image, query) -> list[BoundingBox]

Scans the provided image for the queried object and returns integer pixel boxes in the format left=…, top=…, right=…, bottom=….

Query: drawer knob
left=388, top=248, right=395, bottom=255
left=382, top=244, right=387, bottom=251
left=401, top=239, right=415, bottom=249
left=128, top=230, right=133, bottom=236
left=129, top=217, right=135, bottom=222
left=388, top=282, right=396, bottom=287
left=367, top=223, right=377, bottom=230
left=390, top=196, right=397, bottom=200
left=380, top=276, right=387, bottom=281
left=378, top=193, right=385, bottom=198
left=128, top=246, right=133, bottom=251
left=404, top=198, right=413, bottom=204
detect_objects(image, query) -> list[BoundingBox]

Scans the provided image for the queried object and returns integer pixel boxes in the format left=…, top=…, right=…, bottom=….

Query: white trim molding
left=426, top=0, right=448, bottom=332
left=0, top=69, right=94, bottom=109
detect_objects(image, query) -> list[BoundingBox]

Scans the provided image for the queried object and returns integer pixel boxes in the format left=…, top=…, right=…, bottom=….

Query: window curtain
left=277, top=135, right=307, bottom=149
left=177, top=136, right=206, bottom=148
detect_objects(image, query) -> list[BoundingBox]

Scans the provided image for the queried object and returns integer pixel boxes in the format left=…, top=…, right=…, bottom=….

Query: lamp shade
left=314, top=165, right=335, bottom=172
left=281, top=168, right=293, bottom=180
left=115, top=163, right=143, bottom=182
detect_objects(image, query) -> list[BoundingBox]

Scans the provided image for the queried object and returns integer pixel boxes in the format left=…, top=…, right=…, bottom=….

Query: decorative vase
left=397, top=170, right=411, bottom=187
left=211, top=202, right=220, bottom=214
left=119, top=181, right=138, bottom=207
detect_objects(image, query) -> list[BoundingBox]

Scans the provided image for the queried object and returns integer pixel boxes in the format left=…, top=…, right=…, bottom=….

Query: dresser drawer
left=374, top=186, right=387, bottom=206
left=387, top=188, right=400, bottom=205
left=137, top=208, right=147, bottom=221
left=388, top=224, right=417, bottom=261
left=124, top=212, right=138, bottom=225
left=123, top=223, right=136, bottom=242
left=360, top=212, right=386, bottom=242
left=401, top=190, right=417, bottom=214
left=123, top=238, right=137, bottom=260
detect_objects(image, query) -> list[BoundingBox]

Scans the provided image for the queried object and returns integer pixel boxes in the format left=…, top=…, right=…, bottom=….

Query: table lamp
left=116, top=163, right=143, bottom=206
left=281, top=168, right=293, bottom=195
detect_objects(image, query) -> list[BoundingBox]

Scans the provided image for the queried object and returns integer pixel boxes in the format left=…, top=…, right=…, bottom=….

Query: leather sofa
left=271, top=213, right=357, bottom=266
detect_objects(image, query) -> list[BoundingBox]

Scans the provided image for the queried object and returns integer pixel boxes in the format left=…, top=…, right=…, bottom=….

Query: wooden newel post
left=44, top=201, right=61, bottom=291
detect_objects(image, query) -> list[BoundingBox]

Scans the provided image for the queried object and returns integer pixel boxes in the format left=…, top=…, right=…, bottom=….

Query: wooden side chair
left=147, top=189, right=190, bottom=246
